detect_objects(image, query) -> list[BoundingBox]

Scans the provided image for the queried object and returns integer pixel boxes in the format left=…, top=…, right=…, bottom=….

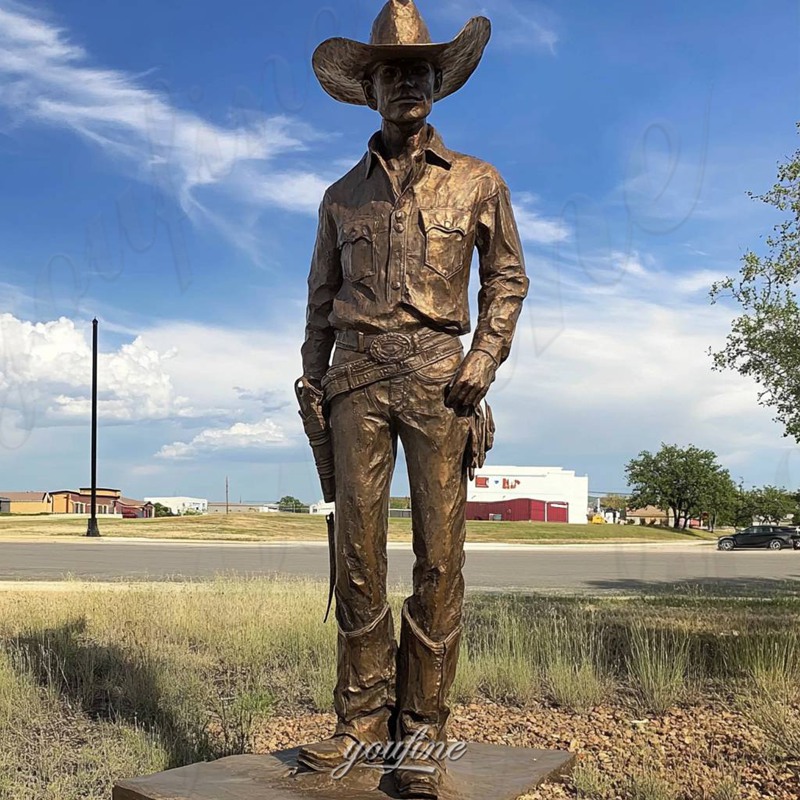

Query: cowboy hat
left=313, top=0, right=491, bottom=106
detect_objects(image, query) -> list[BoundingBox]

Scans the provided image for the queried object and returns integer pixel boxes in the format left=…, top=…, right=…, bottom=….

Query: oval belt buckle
left=368, top=333, right=414, bottom=364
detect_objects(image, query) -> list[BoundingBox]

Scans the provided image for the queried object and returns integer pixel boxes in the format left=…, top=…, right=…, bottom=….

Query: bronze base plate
left=113, top=742, right=575, bottom=800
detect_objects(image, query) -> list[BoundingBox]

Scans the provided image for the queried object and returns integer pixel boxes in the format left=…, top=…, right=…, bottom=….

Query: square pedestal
left=114, top=742, right=574, bottom=800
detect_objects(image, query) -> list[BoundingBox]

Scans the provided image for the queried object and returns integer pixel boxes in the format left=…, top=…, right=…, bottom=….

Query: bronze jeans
left=328, top=345, right=470, bottom=743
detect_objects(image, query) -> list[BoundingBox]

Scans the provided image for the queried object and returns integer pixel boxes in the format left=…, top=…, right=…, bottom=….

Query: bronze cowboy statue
left=297, top=1, right=528, bottom=797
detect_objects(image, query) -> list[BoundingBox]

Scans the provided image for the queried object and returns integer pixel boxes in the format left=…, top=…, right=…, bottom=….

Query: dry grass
left=0, top=512, right=718, bottom=544
left=572, top=760, right=615, bottom=798
left=0, top=582, right=797, bottom=799
left=626, top=625, right=691, bottom=714
left=623, top=768, right=679, bottom=800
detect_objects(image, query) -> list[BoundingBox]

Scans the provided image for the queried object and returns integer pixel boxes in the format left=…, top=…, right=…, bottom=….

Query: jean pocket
left=414, top=351, right=463, bottom=385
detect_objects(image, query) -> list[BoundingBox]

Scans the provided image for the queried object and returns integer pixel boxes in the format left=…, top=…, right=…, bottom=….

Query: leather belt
left=323, top=329, right=462, bottom=402
left=335, top=328, right=451, bottom=362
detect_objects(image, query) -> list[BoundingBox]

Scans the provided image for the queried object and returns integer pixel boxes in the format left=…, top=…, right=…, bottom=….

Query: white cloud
left=674, top=269, right=722, bottom=295
left=0, top=310, right=309, bottom=458
left=435, top=0, right=559, bottom=54
left=513, top=193, right=570, bottom=245
left=136, top=318, right=307, bottom=460
left=0, top=269, right=793, bottom=489
left=488, top=254, right=788, bottom=487
left=137, top=319, right=302, bottom=419
left=157, top=418, right=288, bottom=460
left=0, top=313, right=189, bottom=425
left=0, top=1, right=329, bottom=256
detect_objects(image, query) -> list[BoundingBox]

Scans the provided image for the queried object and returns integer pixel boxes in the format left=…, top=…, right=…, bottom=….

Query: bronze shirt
left=302, top=126, right=529, bottom=381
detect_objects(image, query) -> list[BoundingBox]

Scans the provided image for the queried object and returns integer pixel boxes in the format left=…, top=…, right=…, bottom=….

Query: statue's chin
left=382, top=103, right=431, bottom=126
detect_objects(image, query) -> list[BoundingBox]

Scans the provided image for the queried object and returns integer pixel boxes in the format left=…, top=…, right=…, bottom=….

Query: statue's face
left=363, top=58, right=442, bottom=124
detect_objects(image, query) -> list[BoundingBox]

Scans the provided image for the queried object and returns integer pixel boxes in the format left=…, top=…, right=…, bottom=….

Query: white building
left=468, top=466, right=589, bottom=525
left=144, top=496, right=208, bottom=516
left=207, top=502, right=280, bottom=514
left=310, top=501, right=336, bottom=516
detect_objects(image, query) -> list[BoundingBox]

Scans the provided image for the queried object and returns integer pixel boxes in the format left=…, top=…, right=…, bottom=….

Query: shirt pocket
left=338, top=217, right=376, bottom=284
left=419, top=208, right=471, bottom=280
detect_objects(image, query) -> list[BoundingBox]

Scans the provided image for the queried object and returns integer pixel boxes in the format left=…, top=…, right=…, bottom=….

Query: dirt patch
left=253, top=700, right=798, bottom=800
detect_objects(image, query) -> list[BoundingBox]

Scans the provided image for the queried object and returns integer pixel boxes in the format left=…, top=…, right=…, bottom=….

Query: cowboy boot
left=393, top=600, right=462, bottom=799
left=298, top=604, right=396, bottom=772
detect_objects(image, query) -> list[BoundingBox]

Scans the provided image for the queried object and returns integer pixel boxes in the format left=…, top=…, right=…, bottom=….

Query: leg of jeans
left=398, top=358, right=470, bottom=639
left=394, top=354, right=470, bottom=743
left=328, top=380, right=397, bottom=741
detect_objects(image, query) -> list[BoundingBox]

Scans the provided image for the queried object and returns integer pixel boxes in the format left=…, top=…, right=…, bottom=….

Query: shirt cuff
left=470, top=346, right=500, bottom=368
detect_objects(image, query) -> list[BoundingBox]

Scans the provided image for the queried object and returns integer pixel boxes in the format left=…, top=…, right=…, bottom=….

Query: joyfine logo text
left=331, top=728, right=468, bottom=780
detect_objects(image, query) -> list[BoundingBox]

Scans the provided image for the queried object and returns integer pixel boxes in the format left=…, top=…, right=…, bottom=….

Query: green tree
left=625, top=443, right=736, bottom=529
left=710, top=124, right=800, bottom=439
left=749, top=485, right=797, bottom=524
left=733, top=486, right=759, bottom=528
left=153, top=502, right=174, bottom=518
left=702, top=469, right=739, bottom=530
left=278, top=495, right=308, bottom=513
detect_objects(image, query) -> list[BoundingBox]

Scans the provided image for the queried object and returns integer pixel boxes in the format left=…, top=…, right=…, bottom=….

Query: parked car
left=717, top=525, right=800, bottom=551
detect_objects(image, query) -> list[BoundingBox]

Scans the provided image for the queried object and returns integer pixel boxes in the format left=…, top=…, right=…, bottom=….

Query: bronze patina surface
left=298, top=1, right=530, bottom=797
left=112, top=3, right=576, bottom=798
left=112, top=743, right=575, bottom=800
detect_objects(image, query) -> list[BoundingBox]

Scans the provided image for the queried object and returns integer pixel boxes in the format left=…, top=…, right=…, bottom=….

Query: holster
left=466, top=401, right=495, bottom=480
left=295, top=377, right=336, bottom=503
left=296, top=377, right=337, bottom=623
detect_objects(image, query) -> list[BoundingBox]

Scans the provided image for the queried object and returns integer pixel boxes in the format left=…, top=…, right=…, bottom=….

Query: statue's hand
left=445, top=350, right=497, bottom=410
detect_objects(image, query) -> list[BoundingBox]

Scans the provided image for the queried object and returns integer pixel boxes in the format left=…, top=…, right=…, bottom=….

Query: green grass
left=0, top=582, right=797, bottom=799
left=0, top=512, right=717, bottom=544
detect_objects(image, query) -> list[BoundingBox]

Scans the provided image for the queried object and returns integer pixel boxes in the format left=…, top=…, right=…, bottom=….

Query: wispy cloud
left=435, top=0, right=560, bottom=54
left=514, top=193, right=570, bottom=245
left=0, top=1, right=329, bottom=258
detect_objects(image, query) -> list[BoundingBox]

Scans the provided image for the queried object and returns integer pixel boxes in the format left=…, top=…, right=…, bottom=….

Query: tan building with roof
left=52, top=488, right=121, bottom=516
left=626, top=505, right=676, bottom=526
left=50, top=489, right=154, bottom=519
left=0, top=492, right=54, bottom=514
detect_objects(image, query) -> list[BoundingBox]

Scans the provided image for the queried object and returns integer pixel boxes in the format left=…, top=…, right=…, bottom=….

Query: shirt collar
left=364, top=125, right=453, bottom=179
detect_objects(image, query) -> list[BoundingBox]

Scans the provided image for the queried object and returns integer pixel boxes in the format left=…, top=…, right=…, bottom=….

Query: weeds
left=0, top=581, right=798, bottom=800
left=739, top=689, right=800, bottom=762
left=710, top=774, right=742, bottom=800
left=572, top=759, right=614, bottom=798
left=544, top=658, right=612, bottom=712
left=623, top=767, right=679, bottom=800
left=626, top=625, right=690, bottom=714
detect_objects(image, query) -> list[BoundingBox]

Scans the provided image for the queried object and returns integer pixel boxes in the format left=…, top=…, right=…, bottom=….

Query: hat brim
left=312, top=16, right=491, bottom=106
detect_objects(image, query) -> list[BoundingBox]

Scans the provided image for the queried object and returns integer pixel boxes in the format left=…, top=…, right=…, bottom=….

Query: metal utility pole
left=225, top=477, right=230, bottom=515
left=86, top=318, right=101, bottom=537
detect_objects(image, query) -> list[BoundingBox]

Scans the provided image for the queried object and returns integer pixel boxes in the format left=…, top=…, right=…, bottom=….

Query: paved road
left=1, top=539, right=798, bottom=593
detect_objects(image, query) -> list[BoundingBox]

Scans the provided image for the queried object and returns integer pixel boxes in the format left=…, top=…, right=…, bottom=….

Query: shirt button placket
left=390, top=203, right=408, bottom=297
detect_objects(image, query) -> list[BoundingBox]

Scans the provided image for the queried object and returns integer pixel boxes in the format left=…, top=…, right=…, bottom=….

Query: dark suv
left=717, top=525, right=800, bottom=551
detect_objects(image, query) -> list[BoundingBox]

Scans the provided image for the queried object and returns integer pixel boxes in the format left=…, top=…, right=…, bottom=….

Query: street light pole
left=86, top=318, right=101, bottom=537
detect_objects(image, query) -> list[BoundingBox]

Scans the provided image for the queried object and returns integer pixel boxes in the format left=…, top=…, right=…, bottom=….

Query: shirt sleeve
left=301, top=194, right=341, bottom=381
left=472, top=175, right=530, bottom=366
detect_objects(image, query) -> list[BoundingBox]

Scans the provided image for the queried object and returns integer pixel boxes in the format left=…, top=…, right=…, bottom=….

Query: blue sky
left=1, top=0, right=799, bottom=504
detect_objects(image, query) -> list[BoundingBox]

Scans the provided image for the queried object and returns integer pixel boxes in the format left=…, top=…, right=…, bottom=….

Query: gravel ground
left=254, top=701, right=799, bottom=799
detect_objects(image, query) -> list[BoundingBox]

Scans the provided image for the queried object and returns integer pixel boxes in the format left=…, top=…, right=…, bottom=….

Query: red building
left=466, top=498, right=569, bottom=523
